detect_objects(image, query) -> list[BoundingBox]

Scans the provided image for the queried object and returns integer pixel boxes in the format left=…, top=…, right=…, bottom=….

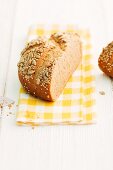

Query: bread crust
left=18, top=32, right=82, bottom=101
left=98, top=41, right=113, bottom=78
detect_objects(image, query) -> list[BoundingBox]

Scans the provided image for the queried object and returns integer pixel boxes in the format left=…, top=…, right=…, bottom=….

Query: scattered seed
left=99, top=91, right=105, bottom=95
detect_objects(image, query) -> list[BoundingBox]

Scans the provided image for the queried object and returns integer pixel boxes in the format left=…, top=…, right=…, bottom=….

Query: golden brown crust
left=98, top=41, right=113, bottom=77
left=18, top=73, right=53, bottom=101
left=18, top=32, right=82, bottom=101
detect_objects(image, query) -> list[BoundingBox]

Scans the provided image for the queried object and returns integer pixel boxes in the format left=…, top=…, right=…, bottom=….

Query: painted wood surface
left=0, top=0, right=113, bottom=169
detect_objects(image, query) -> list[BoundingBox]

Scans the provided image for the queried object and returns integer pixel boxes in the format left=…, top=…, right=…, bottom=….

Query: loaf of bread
left=98, top=41, right=113, bottom=78
left=18, top=32, right=82, bottom=101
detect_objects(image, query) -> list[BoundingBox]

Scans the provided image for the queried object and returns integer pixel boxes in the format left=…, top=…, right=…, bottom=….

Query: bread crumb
left=0, top=104, right=3, bottom=109
left=8, top=104, right=13, bottom=109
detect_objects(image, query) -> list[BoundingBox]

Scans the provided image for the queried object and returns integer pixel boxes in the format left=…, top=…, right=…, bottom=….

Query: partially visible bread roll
left=98, top=41, right=113, bottom=77
left=18, top=32, right=82, bottom=101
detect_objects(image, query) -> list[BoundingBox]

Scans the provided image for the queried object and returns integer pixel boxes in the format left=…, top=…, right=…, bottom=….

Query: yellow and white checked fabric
left=17, top=24, right=96, bottom=126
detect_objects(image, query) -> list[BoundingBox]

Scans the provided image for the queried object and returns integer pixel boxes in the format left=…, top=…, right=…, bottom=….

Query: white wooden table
left=0, top=0, right=113, bottom=169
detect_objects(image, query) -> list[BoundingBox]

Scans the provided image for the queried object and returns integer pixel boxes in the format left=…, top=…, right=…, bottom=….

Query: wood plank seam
left=0, top=0, right=18, bottom=127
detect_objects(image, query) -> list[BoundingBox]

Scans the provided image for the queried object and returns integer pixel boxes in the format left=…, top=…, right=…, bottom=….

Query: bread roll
left=98, top=41, right=113, bottom=77
left=17, top=32, right=82, bottom=101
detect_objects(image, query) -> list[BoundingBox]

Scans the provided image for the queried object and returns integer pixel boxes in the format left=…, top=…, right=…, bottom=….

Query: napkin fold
left=17, top=24, right=96, bottom=126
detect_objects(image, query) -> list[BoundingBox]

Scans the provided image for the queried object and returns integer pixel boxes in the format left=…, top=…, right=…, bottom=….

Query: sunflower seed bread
left=17, top=32, right=82, bottom=101
left=98, top=41, right=113, bottom=77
